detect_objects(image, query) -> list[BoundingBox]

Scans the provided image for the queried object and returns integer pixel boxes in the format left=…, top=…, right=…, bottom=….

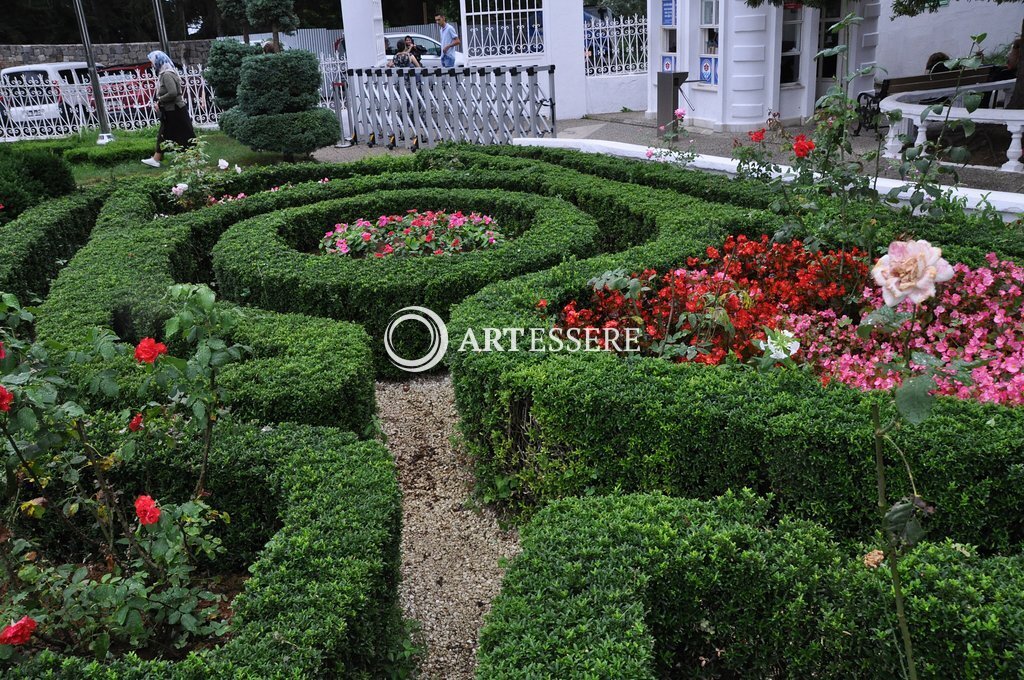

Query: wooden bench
left=854, top=66, right=994, bottom=135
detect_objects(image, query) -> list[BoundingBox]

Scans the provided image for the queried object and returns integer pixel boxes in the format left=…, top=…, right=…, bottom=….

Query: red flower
left=793, top=134, right=815, bottom=158
left=128, top=413, right=144, bottom=432
left=536, top=299, right=548, bottom=310
left=134, top=338, right=167, bottom=364
left=134, top=495, right=160, bottom=525
left=0, top=386, right=13, bottom=413
left=0, top=616, right=37, bottom=646
left=706, top=246, right=720, bottom=259
left=0, top=341, right=5, bottom=359
left=748, top=128, right=766, bottom=143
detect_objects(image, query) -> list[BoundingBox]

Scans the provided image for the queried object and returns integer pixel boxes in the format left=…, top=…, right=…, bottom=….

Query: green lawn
left=5, top=127, right=286, bottom=185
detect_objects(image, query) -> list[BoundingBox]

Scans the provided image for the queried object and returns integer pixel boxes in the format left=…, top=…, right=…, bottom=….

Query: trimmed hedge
left=212, top=188, right=601, bottom=373
left=7, top=422, right=405, bottom=678
left=219, top=106, right=339, bottom=155
left=479, top=492, right=1024, bottom=678
left=204, top=39, right=263, bottom=110
left=0, top=148, right=76, bottom=225
left=438, top=147, right=1024, bottom=553
left=35, top=178, right=376, bottom=430
left=0, top=186, right=108, bottom=300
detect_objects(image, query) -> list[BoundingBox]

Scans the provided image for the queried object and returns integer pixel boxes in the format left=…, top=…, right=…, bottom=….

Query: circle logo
left=383, top=306, right=449, bottom=373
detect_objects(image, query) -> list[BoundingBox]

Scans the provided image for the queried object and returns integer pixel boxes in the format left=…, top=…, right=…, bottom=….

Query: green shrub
left=235, top=50, right=321, bottom=116
left=204, top=39, right=263, bottom=110
left=7, top=422, right=405, bottom=678
left=62, top=138, right=157, bottom=167
left=479, top=492, right=1024, bottom=679
left=219, top=106, right=338, bottom=155
left=0, top=186, right=108, bottom=300
left=0, top=149, right=75, bottom=224
left=212, top=186, right=600, bottom=374
left=35, top=178, right=376, bottom=429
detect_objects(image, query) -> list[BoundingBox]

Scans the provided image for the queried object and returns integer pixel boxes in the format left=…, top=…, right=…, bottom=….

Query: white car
left=0, top=62, right=97, bottom=125
left=380, top=32, right=467, bottom=69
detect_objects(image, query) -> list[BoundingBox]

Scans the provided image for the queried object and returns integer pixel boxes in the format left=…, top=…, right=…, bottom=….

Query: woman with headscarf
left=141, top=50, right=196, bottom=168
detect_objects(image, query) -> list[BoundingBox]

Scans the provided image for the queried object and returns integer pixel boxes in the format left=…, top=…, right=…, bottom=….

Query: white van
left=0, top=62, right=98, bottom=125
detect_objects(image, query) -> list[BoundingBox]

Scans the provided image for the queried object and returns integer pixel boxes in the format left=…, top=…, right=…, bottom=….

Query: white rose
left=218, top=158, right=229, bottom=170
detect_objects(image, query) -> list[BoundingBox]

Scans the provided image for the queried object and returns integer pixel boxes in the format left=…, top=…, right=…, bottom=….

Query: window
left=780, top=5, right=802, bottom=85
left=700, top=0, right=719, bottom=55
left=698, top=0, right=720, bottom=85
left=415, top=37, right=441, bottom=57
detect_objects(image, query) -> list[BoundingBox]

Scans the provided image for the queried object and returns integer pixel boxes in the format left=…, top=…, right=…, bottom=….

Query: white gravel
left=376, top=375, right=520, bottom=679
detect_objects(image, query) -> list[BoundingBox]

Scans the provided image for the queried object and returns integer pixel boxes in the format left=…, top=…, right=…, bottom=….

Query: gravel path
left=376, top=375, right=520, bottom=679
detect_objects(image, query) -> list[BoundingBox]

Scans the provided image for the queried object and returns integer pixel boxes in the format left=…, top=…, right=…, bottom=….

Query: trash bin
left=657, top=71, right=688, bottom=130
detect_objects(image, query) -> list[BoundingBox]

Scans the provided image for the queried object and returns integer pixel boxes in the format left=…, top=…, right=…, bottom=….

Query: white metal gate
left=341, top=65, right=555, bottom=150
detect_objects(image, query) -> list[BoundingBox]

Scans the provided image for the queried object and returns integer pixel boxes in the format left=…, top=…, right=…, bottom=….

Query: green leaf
left=895, top=375, right=936, bottom=425
left=962, top=92, right=983, bottom=114
left=92, top=632, right=110, bottom=661
left=198, top=286, right=216, bottom=312
left=15, top=407, right=37, bottom=432
left=164, top=316, right=180, bottom=340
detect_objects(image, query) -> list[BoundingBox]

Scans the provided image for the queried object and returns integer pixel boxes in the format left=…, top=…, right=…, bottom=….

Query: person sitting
left=926, top=52, right=950, bottom=74
left=404, top=35, right=427, bottom=60
left=387, top=41, right=421, bottom=69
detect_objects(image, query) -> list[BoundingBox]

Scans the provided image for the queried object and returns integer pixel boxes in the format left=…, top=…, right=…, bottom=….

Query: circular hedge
left=212, top=188, right=600, bottom=373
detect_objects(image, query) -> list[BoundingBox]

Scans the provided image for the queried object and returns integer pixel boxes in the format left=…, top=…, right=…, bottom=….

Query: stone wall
left=0, top=40, right=214, bottom=71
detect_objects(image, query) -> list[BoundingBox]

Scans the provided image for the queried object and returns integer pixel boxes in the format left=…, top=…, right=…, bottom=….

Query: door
left=815, top=0, right=844, bottom=100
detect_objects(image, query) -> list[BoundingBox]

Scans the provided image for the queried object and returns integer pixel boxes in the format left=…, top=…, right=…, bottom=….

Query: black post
left=71, top=0, right=114, bottom=144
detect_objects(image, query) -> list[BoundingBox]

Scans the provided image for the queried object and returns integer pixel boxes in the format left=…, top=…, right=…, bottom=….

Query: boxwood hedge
left=0, top=186, right=108, bottom=300
left=212, top=188, right=600, bottom=373
left=479, top=492, right=1024, bottom=679
left=7, top=422, right=405, bottom=678
left=438, top=147, right=1024, bottom=553
left=35, top=178, right=375, bottom=430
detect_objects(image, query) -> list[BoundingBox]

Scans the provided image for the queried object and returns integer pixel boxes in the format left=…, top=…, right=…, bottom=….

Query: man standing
left=436, top=13, right=461, bottom=68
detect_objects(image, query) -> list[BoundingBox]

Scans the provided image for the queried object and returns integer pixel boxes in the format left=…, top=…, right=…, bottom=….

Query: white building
left=648, top=0, right=1020, bottom=132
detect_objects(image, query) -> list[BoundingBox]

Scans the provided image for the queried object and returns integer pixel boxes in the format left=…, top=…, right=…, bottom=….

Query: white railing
left=584, top=14, right=648, bottom=76
left=464, top=0, right=544, bottom=58
left=1, top=58, right=349, bottom=142
left=880, top=79, right=1022, bottom=172
left=0, top=65, right=219, bottom=140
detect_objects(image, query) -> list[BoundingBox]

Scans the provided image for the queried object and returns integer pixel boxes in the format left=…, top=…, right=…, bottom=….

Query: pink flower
left=361, top=232, right=372, bottom=242
left=674, top=107, right=685, bottom=119
left=872, top=240, right=955, bottom=306
left=0, top=616, right=36, bottom=645
left=645, top=148, right=654, bottom=159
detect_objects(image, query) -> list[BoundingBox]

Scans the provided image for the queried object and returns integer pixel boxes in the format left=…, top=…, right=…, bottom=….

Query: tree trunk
left=273, top=23, right=280, bottom=50
left=243, top=21, right=249, bottom=44
left=1009, top=17, right=1024, bottom=110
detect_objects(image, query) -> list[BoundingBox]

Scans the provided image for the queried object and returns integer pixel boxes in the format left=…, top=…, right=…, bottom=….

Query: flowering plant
left=0, top=286, right=245, bottom=663
left=645, top=107, right=697, bottom=166
left=320, top=210, right=504, bottom=258
left=556, top=235, right=868, bottom=364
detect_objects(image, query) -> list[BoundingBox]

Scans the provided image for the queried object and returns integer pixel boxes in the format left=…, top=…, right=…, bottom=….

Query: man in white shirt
left=435, top=14, right=461, bottom=68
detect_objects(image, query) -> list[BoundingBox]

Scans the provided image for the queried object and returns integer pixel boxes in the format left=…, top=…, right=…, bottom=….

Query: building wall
left=875, top=0, right=1021, bottom=78
left=0, top=40, right=213, bottom=71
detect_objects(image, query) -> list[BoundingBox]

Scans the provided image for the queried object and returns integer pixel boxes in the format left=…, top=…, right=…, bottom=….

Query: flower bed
left=792, top=253, right=1024, bottom=405
left=556, top=235, right=867, bottom=365
left=321, top=210, right=503, bottom=258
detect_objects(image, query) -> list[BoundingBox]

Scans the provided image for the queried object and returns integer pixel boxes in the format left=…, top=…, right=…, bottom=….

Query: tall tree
left=246, top=0, right=300, bottom=48
left=218, top=0, right=251, bottom=42
left=745, top=0, right=1024, bottom=108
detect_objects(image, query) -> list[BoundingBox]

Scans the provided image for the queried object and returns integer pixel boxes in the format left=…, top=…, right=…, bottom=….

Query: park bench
left=854, top=66, right=994, bottom=135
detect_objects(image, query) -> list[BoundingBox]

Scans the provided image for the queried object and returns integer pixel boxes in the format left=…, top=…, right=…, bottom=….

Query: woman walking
left=141, top=50, right=196, bottom=168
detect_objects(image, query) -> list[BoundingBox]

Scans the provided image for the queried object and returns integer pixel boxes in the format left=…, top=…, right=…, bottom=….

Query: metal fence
left=584, top=14, right=648, bottom=76
left=0, top=58, right=354, bottom=142
left=464, top=0, right=544, bottom=57
left=341, top=65, right=555, bottom=150
left=0, top=65, right=219, bottom=140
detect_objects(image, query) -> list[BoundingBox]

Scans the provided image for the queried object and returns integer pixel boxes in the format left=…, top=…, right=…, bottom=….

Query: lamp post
left=71, top=0, right=114, bottom=144
left=151, top=0, right=173, bottom=56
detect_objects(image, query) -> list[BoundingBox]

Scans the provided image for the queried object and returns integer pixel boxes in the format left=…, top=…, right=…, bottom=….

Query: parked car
left=379, top=32, right=467, bottom=68
left=0, top=62, right=98, bottom=125
left=96, top=63, right=157, bottom=117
